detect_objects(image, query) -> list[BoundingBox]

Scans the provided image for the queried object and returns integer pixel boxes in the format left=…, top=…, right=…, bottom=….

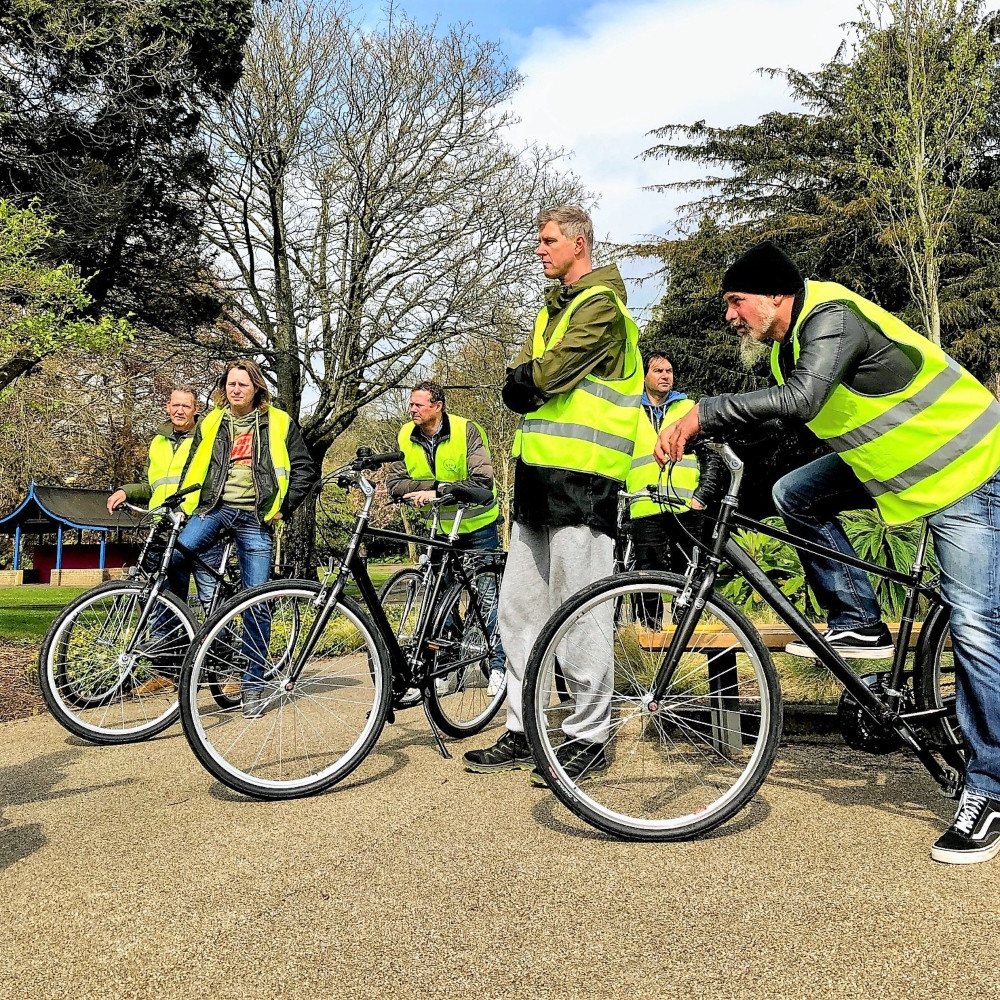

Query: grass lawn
left=0, top=564, right=411, bottom=643
left=0, top=586, right=89, bottom=642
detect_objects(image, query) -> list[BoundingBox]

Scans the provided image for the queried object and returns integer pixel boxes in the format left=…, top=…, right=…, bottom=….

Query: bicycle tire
left=378, top=568, right=426, bottom=643
left=179, top=580, right=391, bottom=799
left=38, top=580, right=193, bottom=744
left=426, top=563, right=506, bottom=738
left=913, top=602, right=963, bottom=755
left=523, top=571, right=782, bottom=841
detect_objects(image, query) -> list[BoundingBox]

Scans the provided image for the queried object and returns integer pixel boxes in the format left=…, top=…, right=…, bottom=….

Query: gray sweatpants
left=499, top=522, right=614, bottom=741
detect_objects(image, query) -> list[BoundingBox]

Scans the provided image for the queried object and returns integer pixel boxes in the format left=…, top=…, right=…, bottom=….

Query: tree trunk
left=282, top=436, right=334, bottom=578
left=285, top=490, right=320, bottom=579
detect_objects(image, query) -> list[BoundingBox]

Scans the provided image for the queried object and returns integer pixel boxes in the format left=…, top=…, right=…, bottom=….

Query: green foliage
left=0, top=0, right=255, bottom=336
left=845, top=0, right=995, bottom=345
left=842, top=510, right=932, bottom=618
left=637, top=3, right=1000, bottom=390
left=719, top=519, right=822, bottom=618
left=0, top=200, right=132, bottom=390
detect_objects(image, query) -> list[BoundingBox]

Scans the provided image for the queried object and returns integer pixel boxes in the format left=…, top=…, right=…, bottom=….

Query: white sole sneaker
left=930, top=838, right=1000, bottom=864
left=785, top=639, right=894, bottom=659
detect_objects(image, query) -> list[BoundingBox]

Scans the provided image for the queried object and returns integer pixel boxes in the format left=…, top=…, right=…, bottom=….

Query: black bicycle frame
left=288, top=490, right=488, bottom=691
left=649, top=456, right=963, bottom=791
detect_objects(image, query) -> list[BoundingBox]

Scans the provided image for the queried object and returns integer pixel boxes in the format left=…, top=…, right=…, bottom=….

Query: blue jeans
left=926, top=471, right=1000, bottom=798
left=170, top=506, right=275, bottom=686
left=772, top=454, right=882, bottom=630
left=192, top=544, right=224, bottom=614
left=453, top=522, right=506, bottom=674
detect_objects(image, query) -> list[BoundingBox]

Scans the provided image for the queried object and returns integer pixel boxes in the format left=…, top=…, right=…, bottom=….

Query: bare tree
left=201, top=0, right=581, bottom=565
left=845, top=0, right=994, bottom=345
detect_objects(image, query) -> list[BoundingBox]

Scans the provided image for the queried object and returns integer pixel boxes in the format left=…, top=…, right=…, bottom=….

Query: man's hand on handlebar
left=107, top=489, right=127, bottom=514
left=655, top=403, right=701, bottom=465
left=404, top=490, right=437, bottom=507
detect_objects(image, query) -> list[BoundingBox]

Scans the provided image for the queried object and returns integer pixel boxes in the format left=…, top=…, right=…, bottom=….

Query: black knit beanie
left=721, top=241, right=804, bottom=295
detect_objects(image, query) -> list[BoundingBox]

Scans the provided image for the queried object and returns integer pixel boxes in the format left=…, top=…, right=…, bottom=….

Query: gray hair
left=169, top=384, right=199, bottom=405
left=535, top=205, right=594, bottom=254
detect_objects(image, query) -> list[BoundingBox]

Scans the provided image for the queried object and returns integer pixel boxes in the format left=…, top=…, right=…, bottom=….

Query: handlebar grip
left=352, top=450, right=405, bottom=471
left=158, top=482, right=202, bottom=510
left=438, top=482, right=494, bottom=506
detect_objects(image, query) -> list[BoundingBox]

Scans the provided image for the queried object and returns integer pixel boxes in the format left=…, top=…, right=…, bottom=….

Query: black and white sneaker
left=462, top=730, right=534, bottom=773
left=785, top=623, right=894, bottom=659
left=931, top=790, right=1000, bottom=864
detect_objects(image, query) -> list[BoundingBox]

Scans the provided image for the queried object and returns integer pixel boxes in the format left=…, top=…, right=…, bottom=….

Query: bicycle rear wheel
left=426, top=563, right=506, bottom=738
left=38, top=581, right=192, bottom=744
left=179, top=580, right=391, bottom=799
left=524, top=571, right=782, bottom=841
left=378, top=568, right=426, bottom=642
left=913, top=603, right=963, bottom=755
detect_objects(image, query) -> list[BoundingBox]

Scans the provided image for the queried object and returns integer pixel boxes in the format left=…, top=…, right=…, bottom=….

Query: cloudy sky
left=353, top=0, right=888, bottom=312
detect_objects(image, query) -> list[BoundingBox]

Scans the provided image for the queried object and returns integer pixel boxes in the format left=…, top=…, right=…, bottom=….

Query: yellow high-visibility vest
left=147, top=432, right=195, bottom=510
left=180, top=406, right=292, bottom=519
left=771, top=280, right=1000, bottom=523
left=397, top=415, right=499, bottom=534
left=627, top=398, right=699, bottom=519
left=512, top=285, right=643, bottom=482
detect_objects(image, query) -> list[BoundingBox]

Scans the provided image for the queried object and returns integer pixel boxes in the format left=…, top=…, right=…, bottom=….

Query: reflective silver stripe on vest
left=575, top=380, right=643, bottom=408
left=521, top=420, right=635, bottom=456
left=864, top=401, right=1000, bottom=497
left=273, top=465, right=289, bottom=482
left=825, top=360, right=964, bottom=454
left=629, top=454, right=698, bottom=471
left=151, top=475, right=182, bottom=490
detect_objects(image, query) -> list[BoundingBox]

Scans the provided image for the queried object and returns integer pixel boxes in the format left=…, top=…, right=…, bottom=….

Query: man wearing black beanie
left=656, top=240, right=1000, bottom=866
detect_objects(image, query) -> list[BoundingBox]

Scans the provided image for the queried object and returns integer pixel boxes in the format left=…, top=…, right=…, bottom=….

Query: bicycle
left=37, top=484, right=241, bottom=744
left=177, top=448, right=508, bottom=800
left=522, top=440, right=962, bottom=841
left=613, top=485, right=694, bottom=578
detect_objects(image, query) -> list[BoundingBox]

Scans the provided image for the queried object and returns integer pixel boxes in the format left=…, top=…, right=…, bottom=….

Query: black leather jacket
left=700, top=291, right=920, bottom=434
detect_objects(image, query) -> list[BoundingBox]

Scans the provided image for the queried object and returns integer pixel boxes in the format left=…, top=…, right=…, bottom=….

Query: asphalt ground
left=1, top=710, right=997, bottom=1000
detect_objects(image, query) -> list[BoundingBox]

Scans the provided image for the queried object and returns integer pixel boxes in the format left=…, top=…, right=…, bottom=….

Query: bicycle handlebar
left=437, top=482, right=494, bottom=506
left=351, top=449, right=405, bottom=471
left=618, top=485, right=686, bottom=509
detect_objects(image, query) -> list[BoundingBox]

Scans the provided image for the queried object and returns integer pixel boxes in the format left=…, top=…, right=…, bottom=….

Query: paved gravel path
left=1, top=711, right=996, bottom=1000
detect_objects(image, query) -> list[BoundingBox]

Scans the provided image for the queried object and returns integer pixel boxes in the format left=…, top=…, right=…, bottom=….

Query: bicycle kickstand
left=422, top=700, right=453, bottom=760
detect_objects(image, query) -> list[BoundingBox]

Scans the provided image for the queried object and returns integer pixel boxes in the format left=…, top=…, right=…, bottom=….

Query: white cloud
left=506, top=0, right=864, bottom=312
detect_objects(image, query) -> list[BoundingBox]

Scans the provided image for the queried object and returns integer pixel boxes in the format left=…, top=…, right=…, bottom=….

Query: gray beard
left=739, top=335, right=771, bottom=369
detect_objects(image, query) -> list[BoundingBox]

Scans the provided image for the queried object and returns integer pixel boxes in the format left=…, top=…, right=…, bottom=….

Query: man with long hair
left=173, top=359, right=317, bottom=718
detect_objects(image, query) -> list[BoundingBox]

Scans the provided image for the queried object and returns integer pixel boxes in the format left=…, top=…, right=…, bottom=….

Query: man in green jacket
left=463, top=205, right=643, bottom=781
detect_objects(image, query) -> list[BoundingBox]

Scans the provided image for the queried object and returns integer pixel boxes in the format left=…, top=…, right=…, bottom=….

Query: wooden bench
left=637, top=620, right=945, bottom=652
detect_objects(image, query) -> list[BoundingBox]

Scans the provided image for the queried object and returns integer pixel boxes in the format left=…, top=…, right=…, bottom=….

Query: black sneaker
left=931, top=790, right=1000, bottom=864
left=462, top=730, right=533, bottom=773
left=530, top=739, right=610, bottom=787
left=785, top=623, right=894, bottom=659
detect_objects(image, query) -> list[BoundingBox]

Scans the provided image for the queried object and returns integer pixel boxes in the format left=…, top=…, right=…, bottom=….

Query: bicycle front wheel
left=524, top=571, right=782, bottom=841
left=179, top=580, right=391, bottom=799
left=38, top=581, right=192, bottom=744
left=426, top=563, right=506, bottom=738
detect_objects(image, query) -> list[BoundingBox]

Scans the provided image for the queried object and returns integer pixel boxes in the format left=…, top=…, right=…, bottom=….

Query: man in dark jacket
left=658, top=241, right=1000, bottom=865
